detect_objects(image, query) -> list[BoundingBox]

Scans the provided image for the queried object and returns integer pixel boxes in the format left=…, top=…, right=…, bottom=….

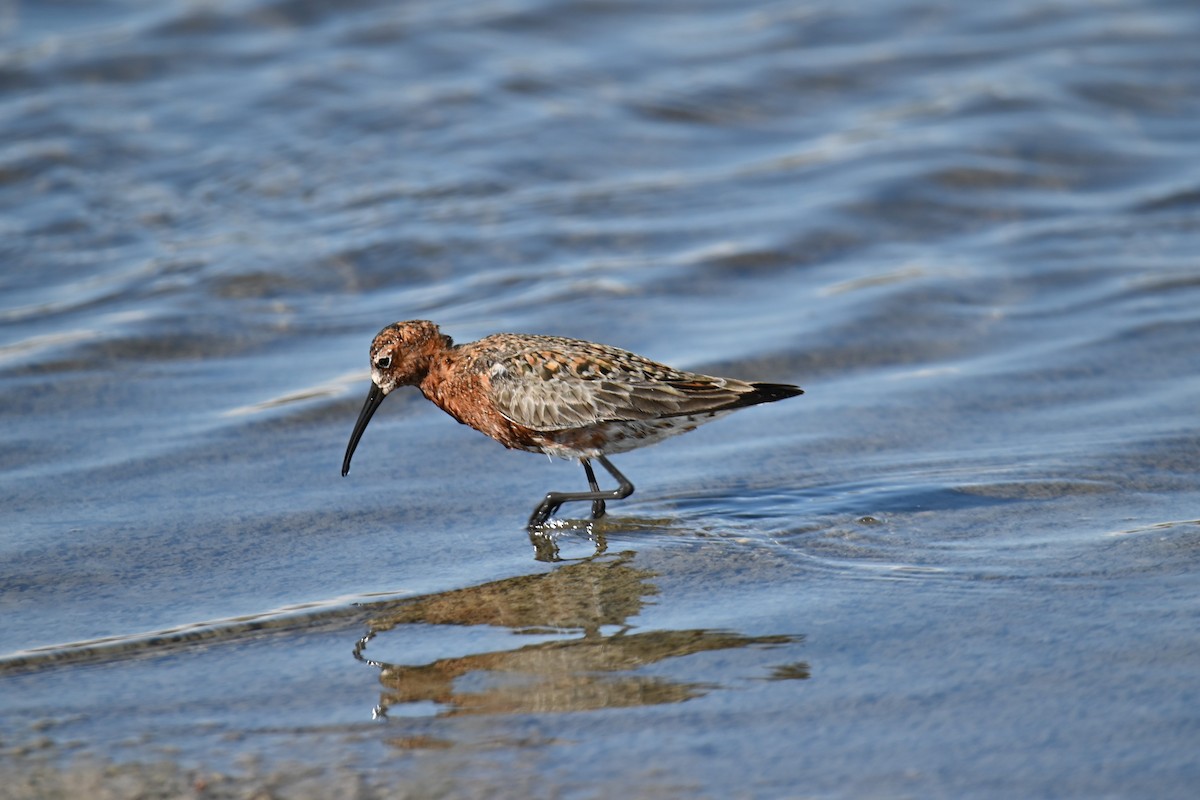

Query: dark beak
left=342, top=382, right=386, bottom=477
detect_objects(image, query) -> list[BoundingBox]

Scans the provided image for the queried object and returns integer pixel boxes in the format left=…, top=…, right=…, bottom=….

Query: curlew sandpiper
left=342, top=320, right=803, bottom=528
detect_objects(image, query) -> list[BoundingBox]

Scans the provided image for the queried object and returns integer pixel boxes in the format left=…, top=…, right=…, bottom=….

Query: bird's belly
left=533, top=411, right=732, bottom=459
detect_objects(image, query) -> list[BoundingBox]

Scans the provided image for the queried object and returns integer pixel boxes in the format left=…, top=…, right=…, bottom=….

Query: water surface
left=2, top=0, right=1199, bottom=797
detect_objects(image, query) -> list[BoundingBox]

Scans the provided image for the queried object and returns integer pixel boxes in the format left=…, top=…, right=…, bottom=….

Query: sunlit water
left=2, top=0, right=1199, bottom=797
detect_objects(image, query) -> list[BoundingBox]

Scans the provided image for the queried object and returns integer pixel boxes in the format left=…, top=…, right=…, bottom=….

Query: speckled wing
left=484, top=338, right=753, bottom=432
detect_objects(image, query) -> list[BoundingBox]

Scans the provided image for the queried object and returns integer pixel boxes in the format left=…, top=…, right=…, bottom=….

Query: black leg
left=527, top=454, right=636, bottom=528
left=596, top=455, right=634, bottom=503
left=582, top=459, right=606, bottom=519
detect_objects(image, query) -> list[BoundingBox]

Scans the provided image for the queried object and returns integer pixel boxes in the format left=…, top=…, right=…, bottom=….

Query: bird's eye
left=375, top=355, right=392, bottom=369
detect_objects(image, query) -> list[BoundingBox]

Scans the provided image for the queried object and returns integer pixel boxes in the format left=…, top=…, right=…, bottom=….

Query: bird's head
left=342, top=320, right=454, bottom=477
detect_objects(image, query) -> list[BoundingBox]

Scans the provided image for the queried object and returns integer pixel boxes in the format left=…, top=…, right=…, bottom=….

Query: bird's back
left=457, top=333, right=801, bottom=457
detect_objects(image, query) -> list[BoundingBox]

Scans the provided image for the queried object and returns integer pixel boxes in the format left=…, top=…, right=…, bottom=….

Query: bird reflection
left=353, top=551, right=801, bottom=718
left=527, top=521, right=607, bottom=562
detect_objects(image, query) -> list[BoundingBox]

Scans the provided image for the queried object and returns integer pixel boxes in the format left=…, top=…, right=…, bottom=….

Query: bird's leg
left=526, top=455, right=637, bottom=529
left=582, top=459, right=606, bottom=519
left=596, top=454, right=634, bottom=503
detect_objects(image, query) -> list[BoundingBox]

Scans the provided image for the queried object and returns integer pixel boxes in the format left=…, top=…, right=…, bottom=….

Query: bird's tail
left=743, top=382, right=804, bottom=406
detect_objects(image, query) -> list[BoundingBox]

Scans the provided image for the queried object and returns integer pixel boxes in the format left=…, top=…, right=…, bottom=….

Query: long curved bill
left=342, top=382, right=386, bottom=477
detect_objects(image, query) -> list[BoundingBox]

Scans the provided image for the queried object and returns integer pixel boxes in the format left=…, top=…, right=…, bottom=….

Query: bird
left=341, top=320, right=803, bottom=528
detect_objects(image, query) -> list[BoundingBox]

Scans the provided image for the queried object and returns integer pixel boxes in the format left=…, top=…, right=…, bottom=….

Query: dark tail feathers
left=745, top=382, right=804, bottom=406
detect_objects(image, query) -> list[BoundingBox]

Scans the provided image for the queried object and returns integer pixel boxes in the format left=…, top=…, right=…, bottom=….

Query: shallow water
left=3, top=0, right=1200, bottom=796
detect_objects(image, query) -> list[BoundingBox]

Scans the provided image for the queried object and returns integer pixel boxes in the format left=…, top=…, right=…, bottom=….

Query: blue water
left=3, top=0, right=1199, bottom=797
